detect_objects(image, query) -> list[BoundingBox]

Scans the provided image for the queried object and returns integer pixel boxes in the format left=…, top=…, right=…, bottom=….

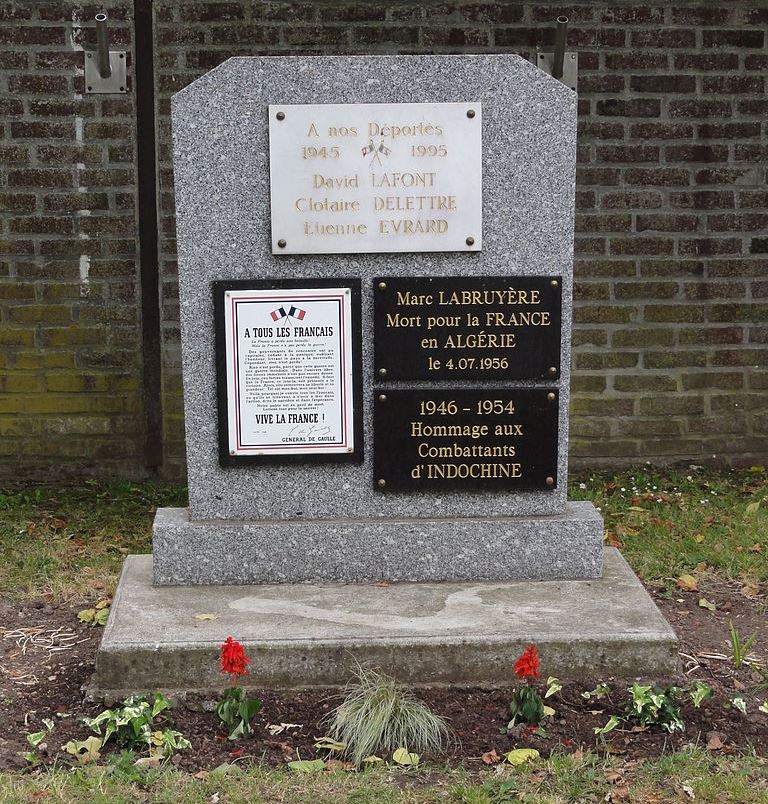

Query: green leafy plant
left=323, top=664, right=451, bottom=768
left=216, top=636, right=261, bottom=739
left=507, top=645, right=545, bottom=728
left=731, top=696, right=747, bottom=716
left=217, top=687, right=262, bottom=740
left=581, top=683, right=609, bottom=701
left=83, top=693, right=189, bottom=758
left=508, top=686, right=544, bottom=729
left=78, top=599, right=110, bottom=627
left=150, top=727, right=191, bottom=757
left=0, top=488, right=43, bottom=509
left=26, top=718, right=54, bottom=748
left=288, top=757, right=326, bottom=773
left=625, top=683, right=684, bottom=733
left=593, top=715, right=621, bottom=735
left=545, top=677, right=562, bottom=698
left=688, top=681, right=713, bottom=708
left=728, top=620, right=757, bottom=669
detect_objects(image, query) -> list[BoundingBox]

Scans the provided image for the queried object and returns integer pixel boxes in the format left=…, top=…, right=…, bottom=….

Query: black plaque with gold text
left=373, top=388, right=558, bottom=492
left=374, top=276, right=561, bottom=382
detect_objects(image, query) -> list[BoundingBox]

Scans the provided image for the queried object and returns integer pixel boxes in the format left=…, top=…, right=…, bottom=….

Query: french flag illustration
left=270, top=305, right=306, bottom=321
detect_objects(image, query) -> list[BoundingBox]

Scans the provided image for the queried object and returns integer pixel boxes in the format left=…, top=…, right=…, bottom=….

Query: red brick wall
left=2, top=1, right=768, bottom=479
left=0, top=2, right=143, bottom=478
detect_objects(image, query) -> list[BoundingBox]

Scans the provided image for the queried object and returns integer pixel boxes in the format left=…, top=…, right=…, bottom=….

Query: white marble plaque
left=268, top=102, right=482, bottom=254
left=223, top=287, right=355, bottom=456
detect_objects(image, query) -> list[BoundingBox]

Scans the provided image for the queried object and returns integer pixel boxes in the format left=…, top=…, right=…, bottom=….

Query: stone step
left=91, top=548, right=678, bottom=698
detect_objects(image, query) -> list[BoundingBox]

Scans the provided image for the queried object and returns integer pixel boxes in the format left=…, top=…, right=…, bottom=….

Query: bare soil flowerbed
left=1, top=574, right=765, bottom=774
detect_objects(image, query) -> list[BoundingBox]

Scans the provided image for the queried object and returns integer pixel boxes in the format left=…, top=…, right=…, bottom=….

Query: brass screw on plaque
left=548, top=366, right=558, bottom=376
left=277, top=239, right=286, bottom=248
left=378, top=394, right=387, bottom=402
left=276, top=111, right=285, bottom=120
left=377, top=478, right=386, bottom=489
left=547, top=392, right=556, bottom=401
left=378, top=281, right=387, bottom=290
left=467, top=109, right=475, bottom=118
left=546, top=476, right=555, bottom=486
left=378, top=368, right=387, bottom=377
left=550, top=279, right=559, bottom=288
left=466, top=236, right=475, bottom=246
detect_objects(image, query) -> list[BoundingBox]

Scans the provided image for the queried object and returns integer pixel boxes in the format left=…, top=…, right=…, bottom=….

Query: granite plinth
left=172, top=54, right=577, bottom=524
left=91, top=549, right=679, bottom=697
left=152, top=502, right=603, bottom=585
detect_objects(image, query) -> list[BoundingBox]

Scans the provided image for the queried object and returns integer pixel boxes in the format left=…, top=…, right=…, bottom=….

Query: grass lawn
left=0, top=466, right=766, bottom=802
left=570, top=465, right=768, bottom=585
left=0, top=748, right=766, bottom=803
left=0, top=465, right=765, bottom=602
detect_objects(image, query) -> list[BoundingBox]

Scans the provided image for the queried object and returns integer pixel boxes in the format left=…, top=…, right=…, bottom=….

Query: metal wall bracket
left=84, top=12, right=127, bottom=94
left=85, top=50, right=127, bottom=93
left=537, top=51, right=578, bottom=91
left=535, top=15, right=578, bottom=92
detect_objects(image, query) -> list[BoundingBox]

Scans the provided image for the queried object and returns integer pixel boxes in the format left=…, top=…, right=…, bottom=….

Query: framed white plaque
left=268, top=102, right=482, bottom=255
left=214, top=279, right=362, bottom=464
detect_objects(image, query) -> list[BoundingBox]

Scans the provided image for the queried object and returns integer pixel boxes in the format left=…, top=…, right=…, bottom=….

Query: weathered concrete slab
left=92, top=548, right=678, bottom=697
left=152, top=502, right=604, bottom=584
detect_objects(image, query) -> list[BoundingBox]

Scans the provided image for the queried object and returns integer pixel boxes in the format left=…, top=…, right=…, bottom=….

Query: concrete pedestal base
left=152, top=502, right=604, bottom=585
left=91, top=549, right=678, bottom=698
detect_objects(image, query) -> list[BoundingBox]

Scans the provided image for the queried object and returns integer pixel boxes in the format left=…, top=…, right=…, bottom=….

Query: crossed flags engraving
left=270, top=305, right=306, bottom=322
left=361, top=139, right=391, bottom=166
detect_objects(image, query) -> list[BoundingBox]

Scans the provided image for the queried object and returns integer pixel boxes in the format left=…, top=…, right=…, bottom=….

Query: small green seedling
left=593, top=715, right=621, bottom=735
left=26, top=718, right=54, bottom=748
left=688, top=681, right=713, bottom=708
left=581, top=683, right=609, bottom=701
left=728, top=621, right=757, bottom=669
left=731, top=696, right=747, bottom=716
left=545, top=677, right=562, bottom=698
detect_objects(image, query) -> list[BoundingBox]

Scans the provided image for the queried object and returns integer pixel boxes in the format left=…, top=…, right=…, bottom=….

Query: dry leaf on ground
left=481, top=749, right=501, bottom=765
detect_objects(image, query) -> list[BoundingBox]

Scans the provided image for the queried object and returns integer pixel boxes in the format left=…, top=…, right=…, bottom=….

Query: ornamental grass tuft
left=324, top=665, right=452, bottom=767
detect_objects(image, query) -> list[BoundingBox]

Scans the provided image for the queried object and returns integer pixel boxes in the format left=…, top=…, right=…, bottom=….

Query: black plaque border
left=213, top=277, right=364, bottom=467
left=373, top=387, right=559, bottom=493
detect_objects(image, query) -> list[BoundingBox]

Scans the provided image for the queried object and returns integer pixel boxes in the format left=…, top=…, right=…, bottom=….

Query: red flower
left=220, top=636, right=251, bottom=679
left=514, top=645, right=540, bottom=680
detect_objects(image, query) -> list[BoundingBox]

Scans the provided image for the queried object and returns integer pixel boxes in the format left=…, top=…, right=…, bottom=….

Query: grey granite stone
left=91, top=548, right=678, bottom=697
left=152, top=503, right=602, bottom=584
left=171, top=55, right=577, bottom=523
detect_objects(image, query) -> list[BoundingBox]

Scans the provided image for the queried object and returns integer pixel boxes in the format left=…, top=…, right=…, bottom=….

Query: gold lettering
left=370, top=172, right=437, bottom=189
left=386, top=313, right=421, bottom=328
left=313, top=174, right=359, bottom=189
left=396, top=290, right=433, bottom=306
left=379, top=219, right=448, bottom=235
left=303, top=222, right=368, bottom=236
left=425, top=462, right=522, bottom=479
